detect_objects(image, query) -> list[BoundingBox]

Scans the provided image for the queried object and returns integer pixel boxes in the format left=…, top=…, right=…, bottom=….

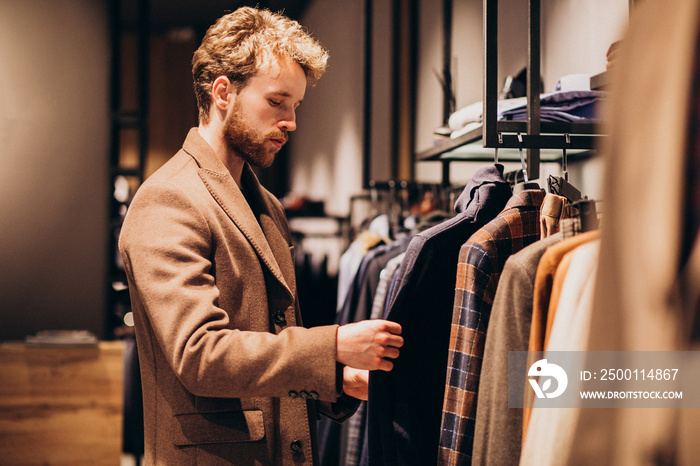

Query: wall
left=541, top=0, right=628, bottom=89
left=0, top=0, right=109, bottom=340
left=145, top=31, right=199, bottom=178
left=290, top=0, right=365, bottom=217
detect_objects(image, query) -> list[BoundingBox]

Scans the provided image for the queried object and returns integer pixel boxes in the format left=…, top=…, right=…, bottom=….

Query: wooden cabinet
left=0, top=342, right=124, bottom=465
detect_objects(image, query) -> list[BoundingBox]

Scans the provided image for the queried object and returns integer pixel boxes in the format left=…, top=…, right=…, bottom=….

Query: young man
left=118, top=7, right=403, bottom=465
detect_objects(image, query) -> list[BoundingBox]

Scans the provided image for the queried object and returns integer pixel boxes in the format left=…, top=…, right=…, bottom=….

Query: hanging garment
left=367, top=164, right=512, bottom=466
left=539, top=193, right=569, bottom=239
left=439, top=188, right=545, bottom=465
left=343, top=252, right=407, bottom=466
left=345, top=237, right=412, bottom=324
left=564, top=0, right=700, bottom=464
left=371, top=252, right=405, bottom=321
left=522, top=229, right=599, bottom=438
left=337, top=231, right=386, bottom=312
left=471, top=232, right=563, bottom=466
left=520, top=239, right=600, bottom=466
left=295, top=249, right=336, bottom=328
left=320, top=238, right=410, bottom=466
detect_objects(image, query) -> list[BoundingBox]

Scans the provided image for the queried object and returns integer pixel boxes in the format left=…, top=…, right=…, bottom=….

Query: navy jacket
left=367, top=165, right=512, bottom=465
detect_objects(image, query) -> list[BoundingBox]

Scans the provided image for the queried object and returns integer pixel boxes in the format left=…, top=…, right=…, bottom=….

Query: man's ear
left=211, top=76, right=235, bottom=111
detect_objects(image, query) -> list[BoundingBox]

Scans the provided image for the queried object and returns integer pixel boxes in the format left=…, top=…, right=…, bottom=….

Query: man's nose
left=279, top=109, right=297, bottom=132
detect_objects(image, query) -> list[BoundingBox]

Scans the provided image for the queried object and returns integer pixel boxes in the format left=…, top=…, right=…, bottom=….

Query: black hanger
left=547, top=134, right=583, bottom=202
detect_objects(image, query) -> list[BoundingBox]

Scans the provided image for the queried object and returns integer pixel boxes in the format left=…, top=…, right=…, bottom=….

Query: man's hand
left=336, top=319, right=403, bottom=371
left=343, top=366, right=369, bottom=400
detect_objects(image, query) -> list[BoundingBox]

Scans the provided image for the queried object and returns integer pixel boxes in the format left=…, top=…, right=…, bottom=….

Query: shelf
left=417, top=120, right=602, bottom=162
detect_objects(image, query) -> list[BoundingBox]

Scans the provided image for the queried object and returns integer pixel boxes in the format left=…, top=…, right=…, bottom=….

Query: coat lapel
left=240, top=165, right=298, bottom=296
left=181, top=128, right=293, bottom=299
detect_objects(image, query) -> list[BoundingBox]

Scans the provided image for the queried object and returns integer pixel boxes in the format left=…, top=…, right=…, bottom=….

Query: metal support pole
left=362, top=0, right=373, bottom=188
left=483, top=0, right=499, bottom=148
left=527, top=0, right=540, bottom=180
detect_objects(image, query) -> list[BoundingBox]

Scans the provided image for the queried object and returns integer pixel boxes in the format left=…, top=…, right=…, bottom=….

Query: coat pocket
left=172, top=409, right=265, bottom=446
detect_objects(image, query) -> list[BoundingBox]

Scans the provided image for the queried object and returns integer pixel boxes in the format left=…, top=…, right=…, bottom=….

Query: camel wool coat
left=119, top=128, right=356, bottom=465
left=564, top=0, right=700, bottom=464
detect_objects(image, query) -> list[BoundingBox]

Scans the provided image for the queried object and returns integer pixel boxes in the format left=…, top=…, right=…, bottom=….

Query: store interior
left=12, top=0, right=692, bottom=464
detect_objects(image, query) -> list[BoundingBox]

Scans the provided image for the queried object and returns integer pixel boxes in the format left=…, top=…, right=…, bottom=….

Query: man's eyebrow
left=269, top=91, right=303, bottom=105
left=269, top=91, right=292, bottom=98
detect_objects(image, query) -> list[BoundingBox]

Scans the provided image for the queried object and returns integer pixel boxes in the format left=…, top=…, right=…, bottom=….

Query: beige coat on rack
left=565, top=0, right=700, bottom=465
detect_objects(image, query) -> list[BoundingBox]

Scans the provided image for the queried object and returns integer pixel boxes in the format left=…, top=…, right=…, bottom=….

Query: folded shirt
left=448, top=90, right=605, bottom=137
left=499, top=90, right=605, bottom=123
left=448, top=97, right=529, bottom=131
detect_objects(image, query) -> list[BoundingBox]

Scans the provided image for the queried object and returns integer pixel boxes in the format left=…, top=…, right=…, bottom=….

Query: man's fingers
left=376, top=331, right=404, bottom=349
left=385, top=333, right=404, bottom=348
left=373, top=320, right=404, bottom=348
left=382, top=346, right=400, bottom=360
left=336, top=319, right=405, bottom=371
left=377, top=358, right=394, bottom=372
left=377, top=320, right=402, bottom=335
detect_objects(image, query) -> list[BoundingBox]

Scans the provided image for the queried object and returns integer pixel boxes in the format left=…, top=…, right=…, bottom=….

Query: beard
left=222, top=100, right=287, bottom=169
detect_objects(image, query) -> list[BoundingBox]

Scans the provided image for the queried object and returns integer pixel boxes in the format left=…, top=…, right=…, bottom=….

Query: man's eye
left=269, top=100, right=281, bottom=107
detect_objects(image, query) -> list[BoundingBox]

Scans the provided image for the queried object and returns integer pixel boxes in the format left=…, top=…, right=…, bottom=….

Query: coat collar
left=503, top=188, right=546, bottom=211
left=454, top=163, right=512, bottom=223
left=182, top=128, right=293, bottom=299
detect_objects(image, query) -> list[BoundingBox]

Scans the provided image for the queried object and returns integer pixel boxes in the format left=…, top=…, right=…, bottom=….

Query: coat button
left=299, top=390, right=309, bottom=399
left=288, top=390, right=298, bottom=399
left=273, top=309, right=287, bottom=326
left=290, top=440, right=303, bottom=453
left=309, top=391, right=319, bottom=400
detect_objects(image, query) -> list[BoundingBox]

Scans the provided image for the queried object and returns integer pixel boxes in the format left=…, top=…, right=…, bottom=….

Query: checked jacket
left=439, top=189, right=545, bottom=465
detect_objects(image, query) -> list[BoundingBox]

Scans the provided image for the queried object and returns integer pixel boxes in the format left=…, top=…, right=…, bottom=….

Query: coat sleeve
left=118, top=179, right=341, bottom=402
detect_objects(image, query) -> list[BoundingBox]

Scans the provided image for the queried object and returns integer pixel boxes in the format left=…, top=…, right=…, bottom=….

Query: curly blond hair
left=192, top=7, right=329, bottom=124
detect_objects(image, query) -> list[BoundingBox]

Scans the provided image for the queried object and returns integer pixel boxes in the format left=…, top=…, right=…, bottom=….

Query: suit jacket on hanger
left=471, top=232, right=562, bottom=466
left=439, top=188, right=545, bottom=465
left=520, top=240, right=600, bottom=466
left=522, top=229, right=600, bottom=436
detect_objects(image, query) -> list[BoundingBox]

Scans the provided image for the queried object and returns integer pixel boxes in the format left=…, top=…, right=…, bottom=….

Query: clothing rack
left=287, top=215, right=351, bottom=268
left=348, top=180, right=465, bottom=241
left=417, top=0, right=605, bottom=186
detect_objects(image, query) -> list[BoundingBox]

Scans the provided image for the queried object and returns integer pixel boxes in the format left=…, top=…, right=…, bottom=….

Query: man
left=118, top=7, right=403, bottom=465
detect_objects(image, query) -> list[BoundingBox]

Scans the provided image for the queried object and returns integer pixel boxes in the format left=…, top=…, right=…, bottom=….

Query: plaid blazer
left=439, top=189, right=545, bottom=465
left=471, top=232, right=562, bottom=466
